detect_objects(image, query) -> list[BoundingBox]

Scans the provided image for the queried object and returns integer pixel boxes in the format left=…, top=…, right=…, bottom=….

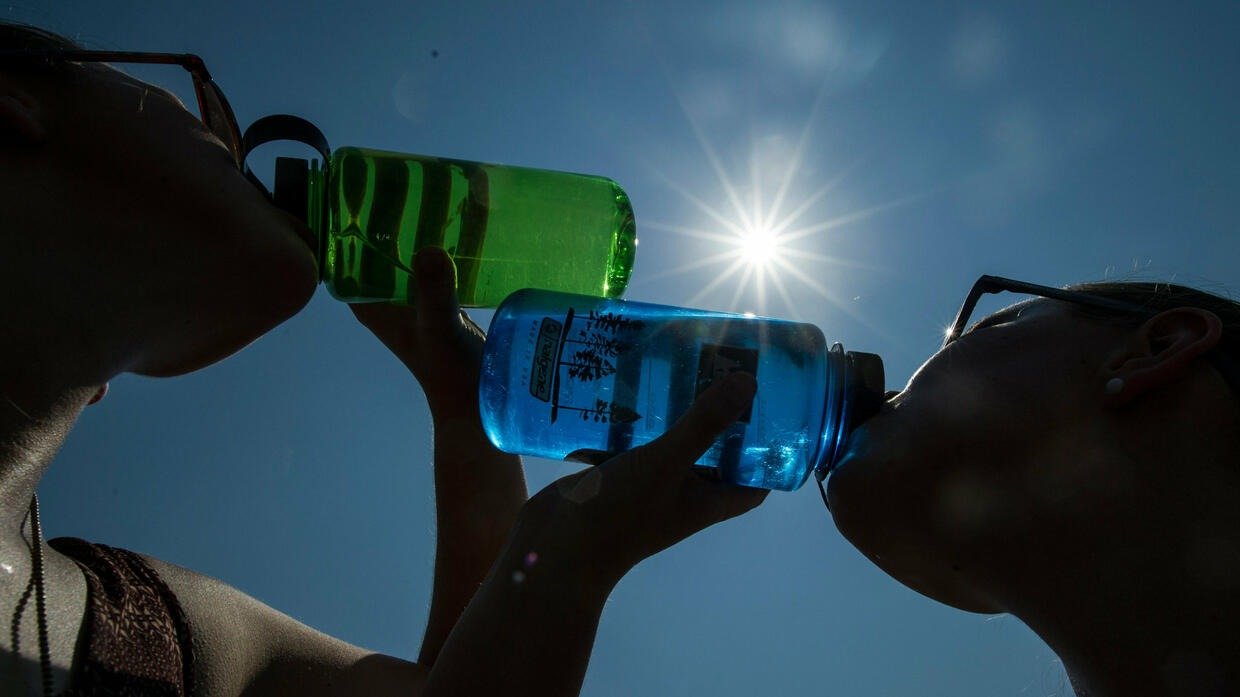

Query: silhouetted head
left=828, top=280, right=1240, bottom=618
left=0, top=22, right=317, bottom=385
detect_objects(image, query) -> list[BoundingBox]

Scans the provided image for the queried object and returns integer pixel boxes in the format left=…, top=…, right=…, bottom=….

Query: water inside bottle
left=481, top=292, right=835, bottom=490
left=322, top=148, right=636, bottom=306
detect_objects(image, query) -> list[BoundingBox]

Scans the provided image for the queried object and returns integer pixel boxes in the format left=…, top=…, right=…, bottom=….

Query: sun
left=639, top=94, right=918, bottom=320
left=738, top=224, right=782, bottom=267
left=641, top=132, right=881, bottom=320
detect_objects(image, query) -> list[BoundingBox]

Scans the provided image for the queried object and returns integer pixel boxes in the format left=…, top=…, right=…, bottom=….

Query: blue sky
left=11, top=1, right=1239, bottom=694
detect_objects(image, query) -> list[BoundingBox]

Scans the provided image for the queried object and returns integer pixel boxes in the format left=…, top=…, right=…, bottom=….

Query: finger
left=414, top=247, right=462, bottom=333
left=544, top=464, right=608, bottom=504
left=643, top=372, right=757, bottom=469
left=564, top=448, right=612, bottom=466
left=681, top=475, right=770, bottom=525
left=556, top=466, right=605, bottom=504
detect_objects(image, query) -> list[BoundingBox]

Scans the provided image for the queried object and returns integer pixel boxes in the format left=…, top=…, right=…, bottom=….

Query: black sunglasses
left=0, top=49, right=244, bottom=167
left=944, top=275, right=1240, bottom=396
left=818, top=275, right=1240, bottom=516
left=0, top=49, right=335, bottom=204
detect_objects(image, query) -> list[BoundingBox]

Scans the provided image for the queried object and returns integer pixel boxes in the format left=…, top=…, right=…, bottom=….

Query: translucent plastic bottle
left=479, top=289, right=885, bottom=491
left=272, top=149, right=637, bottom=307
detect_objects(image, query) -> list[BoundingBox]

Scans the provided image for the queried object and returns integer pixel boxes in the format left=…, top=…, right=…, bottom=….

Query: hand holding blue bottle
left=479, top=289, right=885, bottom=491
left=522, top=371, right=768, bottom=585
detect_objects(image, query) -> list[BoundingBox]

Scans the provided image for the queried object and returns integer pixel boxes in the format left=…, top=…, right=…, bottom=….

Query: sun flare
left=643, top=133, right=887, bottom=321
left=639, top=80, right=924, bottom=323
left=738, top=224, right=782, bottom=267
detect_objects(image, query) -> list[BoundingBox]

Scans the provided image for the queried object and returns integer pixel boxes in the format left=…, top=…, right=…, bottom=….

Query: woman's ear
left=0, top=75, right=47, bottom=145
left=1099, top=307, right=1223, bottom=407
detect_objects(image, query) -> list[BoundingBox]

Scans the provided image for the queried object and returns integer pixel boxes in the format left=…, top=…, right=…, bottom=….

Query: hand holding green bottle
left=350, top=247, right=486, bottom=420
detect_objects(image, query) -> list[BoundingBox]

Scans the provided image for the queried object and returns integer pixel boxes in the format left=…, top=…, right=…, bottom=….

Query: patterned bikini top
left=48, top=538, right=195, bottom=697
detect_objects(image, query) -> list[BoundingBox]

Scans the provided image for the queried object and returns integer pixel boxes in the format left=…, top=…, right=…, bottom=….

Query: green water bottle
left=247, top=116, right=637, bottom=307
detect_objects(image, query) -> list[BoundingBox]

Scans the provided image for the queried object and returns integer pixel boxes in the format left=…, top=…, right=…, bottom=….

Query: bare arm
left=351, top=247, right=527, bottom=665
left=154, top=372, right=759, bottom=697
left=162, top=251, right=758, bottom=696
left=418, top=412, right=525, bottom=664
left=423, top=372, right=766, bottom=696
left=422, top=512, right=614, bottom=696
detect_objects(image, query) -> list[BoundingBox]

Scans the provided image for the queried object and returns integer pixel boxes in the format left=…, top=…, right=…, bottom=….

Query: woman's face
left=826, top=300, right=1142, bottom=612
left=12, top=63, right=319, bottom=377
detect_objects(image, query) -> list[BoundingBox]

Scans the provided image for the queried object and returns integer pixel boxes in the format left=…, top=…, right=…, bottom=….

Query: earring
left=1105, top=377, right=1125, bottom=395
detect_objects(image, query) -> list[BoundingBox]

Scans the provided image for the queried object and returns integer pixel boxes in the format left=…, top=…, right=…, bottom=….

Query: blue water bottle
left=478, top=289, right=885, bottom=491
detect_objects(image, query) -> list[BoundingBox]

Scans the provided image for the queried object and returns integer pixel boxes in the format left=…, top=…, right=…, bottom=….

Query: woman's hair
left=1, top=21, right=79, bottom=50
left=0, top=22, right=80, bottom=77
left=1068, top=280, right=1240, bottom=393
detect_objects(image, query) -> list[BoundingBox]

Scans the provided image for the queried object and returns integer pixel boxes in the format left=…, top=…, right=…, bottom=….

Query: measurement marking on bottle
left=548, top=308, right=576, bottom=422
left=529, top=317, right=563, bottom=402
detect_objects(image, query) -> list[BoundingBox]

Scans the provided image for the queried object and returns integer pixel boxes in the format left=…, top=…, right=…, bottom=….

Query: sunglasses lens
left=200, top=81, right=243, bottom=165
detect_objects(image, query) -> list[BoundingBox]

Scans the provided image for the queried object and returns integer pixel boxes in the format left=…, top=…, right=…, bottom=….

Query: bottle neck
left=272, top=156, right=328, bottom=278
left=812, top=344, right=849, bottom=479
left=813, top=345, right=885, bottom=481
left=241, top=115, right=332, bottom=276
left=306, top=158, right=326, bottom=260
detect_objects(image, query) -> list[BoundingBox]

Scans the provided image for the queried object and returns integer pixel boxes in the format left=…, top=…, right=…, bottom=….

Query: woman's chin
left=871, top=553, right=1004, bottom=614
left=827, top=421, right=1005, bottom=615
left=135, top=268, right=319, bottom=378
left=267, top=242, right=321, bottom=315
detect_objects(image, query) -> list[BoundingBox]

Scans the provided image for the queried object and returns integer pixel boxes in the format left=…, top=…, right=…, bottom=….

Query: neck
left=1028, top=586, right=1240, bottom=696
left=1003, top=481, right=1240, bottom=696
left=0, top=377, right=93, bottom=539
left=1019, top=393, right=1240, bottom=695
left=0, top=309, right=119, bottom=538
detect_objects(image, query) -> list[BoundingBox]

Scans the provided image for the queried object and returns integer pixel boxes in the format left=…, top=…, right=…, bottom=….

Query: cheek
left=827, top=412, right=944, bottom=564
left=920, top=336, right=1024, bottom=398
left=907, top=332, right=1084, bottom=443
left=828, top=336, right=1076, bottom=553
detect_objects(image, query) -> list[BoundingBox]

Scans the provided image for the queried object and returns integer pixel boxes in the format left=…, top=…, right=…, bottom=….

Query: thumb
left=414, top=246, right=462, bottom=334
left=643, top=372, right=757, bottom=470
left=564, top=448, right=612, bottom=466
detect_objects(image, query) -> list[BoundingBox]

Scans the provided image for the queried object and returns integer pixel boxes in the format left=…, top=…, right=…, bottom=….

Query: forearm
left=417, top=371, right=764, bottom=694
left=422, top=508, right=615, bottom=697
left=419, top=410, right=528, bottom=665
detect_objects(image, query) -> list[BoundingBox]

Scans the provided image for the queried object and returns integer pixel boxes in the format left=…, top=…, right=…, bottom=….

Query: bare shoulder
left=140, top=555, right=427, bottom=697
